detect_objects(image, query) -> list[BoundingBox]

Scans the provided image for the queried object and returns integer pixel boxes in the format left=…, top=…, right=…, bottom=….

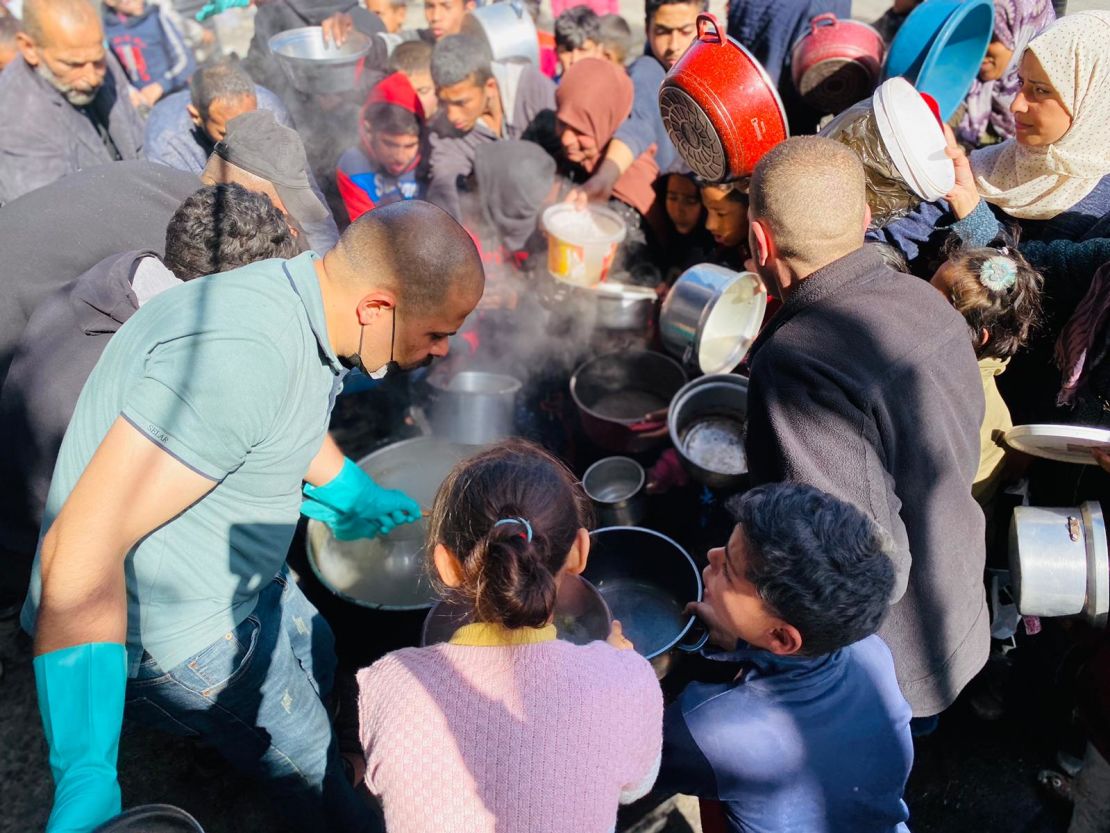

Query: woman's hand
left=607, top=619, right=634, bottom=650
left=943, top=124, right=981, bottom=220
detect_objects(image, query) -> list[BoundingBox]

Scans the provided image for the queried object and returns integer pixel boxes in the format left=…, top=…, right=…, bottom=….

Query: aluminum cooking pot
left=305, top=437, right=473, bottom=611
left=659, top=13, right=789, bottom=183
left=1009, top=502, right=1108, bottom=627
left=536, top=271, right=658, bottom=339
left=583, top=456, right=647, bottom=527
left=584, top=527, right=708, bottom=678
left=428, top=370, right=521, bottom=446
left=461, top=0, right=539, bottom=66
left=570, top=351, right=687, bottom=454
left=660, top=264, right=766, bottom=375
left=668, top=375, right=749, bottom=491
left=790, top=13, right=885, bottom=115
left=269, top=26, right=370, bottom=95
left=421, top=574, right=612, bottom=646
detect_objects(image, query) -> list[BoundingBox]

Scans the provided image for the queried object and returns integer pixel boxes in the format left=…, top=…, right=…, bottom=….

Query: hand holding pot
left=607, top=619, right=634, bottom=650
left=684, top=601, right=738, bottom=651
left=302, top=458, right=421, bottom=540
left=321, top=11, right=354, bottom=46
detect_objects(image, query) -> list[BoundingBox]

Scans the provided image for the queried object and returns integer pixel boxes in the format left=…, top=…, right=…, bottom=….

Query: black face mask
left=344, top=306, right=433, bottom=379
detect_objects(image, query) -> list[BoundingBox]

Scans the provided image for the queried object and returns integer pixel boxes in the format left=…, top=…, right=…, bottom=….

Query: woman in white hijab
left=871, top=11, right=1110, bottom=267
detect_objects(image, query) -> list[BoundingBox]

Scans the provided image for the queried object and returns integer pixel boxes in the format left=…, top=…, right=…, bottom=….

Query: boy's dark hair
left=163, top=183, right=301, bottom=280
left=364, top=101, right=421, bottom=137
left=389, top=39, right=433, bottom=76
left=597, top=14, right=632, bottom=64
left=729, top=483, right=895, bottom=656
left=555, top=5, right=600, bottom=52
left=430, top=34, right=492, bottom=89
left=941, top=240, right=1044, bottom=360
left=190, top=58, right=256, bottom=120
left=428, top=439, right=594, bottom=630
left=698, top=180, right=748, bottom=205
left=645, top=0, right=708, bottom=29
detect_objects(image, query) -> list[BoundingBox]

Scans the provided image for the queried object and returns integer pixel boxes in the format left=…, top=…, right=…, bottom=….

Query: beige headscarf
left=970, top=11, right=1110, bottom=220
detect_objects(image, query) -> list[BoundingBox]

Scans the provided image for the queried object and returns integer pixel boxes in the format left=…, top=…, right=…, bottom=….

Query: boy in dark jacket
left=102, top=0, right=195, bottom=108
left=658, top=483, right=913, bottom=833
left=337, top=72, right=427, bottom=222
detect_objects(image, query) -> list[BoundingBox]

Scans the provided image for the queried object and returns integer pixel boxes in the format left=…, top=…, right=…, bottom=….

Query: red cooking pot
left=659, top=13, right=789, bottom=184
left=790, top=13, right=885, bottom=116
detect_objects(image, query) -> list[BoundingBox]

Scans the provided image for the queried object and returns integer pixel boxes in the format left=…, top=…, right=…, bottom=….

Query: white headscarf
left=970, top=11, right=1110, bottom=220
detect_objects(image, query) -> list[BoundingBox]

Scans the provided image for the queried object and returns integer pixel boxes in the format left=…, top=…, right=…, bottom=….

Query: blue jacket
left=657, top=636, right=914, bottom=833
left=103, top=3, right=195, bottom=95
left=614, top=52, right=681, bottom=175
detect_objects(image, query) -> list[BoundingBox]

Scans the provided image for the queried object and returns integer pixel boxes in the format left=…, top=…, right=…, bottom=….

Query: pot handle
left=676, top=619, right=710, bottom=653
left=696, top=12, right=724, bottom=45
left=810, top=12, right=839, bottom=33
left=628, top=408, right=670, bottom=434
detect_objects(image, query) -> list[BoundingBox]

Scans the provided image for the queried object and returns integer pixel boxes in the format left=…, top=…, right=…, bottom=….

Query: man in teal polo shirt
left=22, top=200, right=485, bottom=833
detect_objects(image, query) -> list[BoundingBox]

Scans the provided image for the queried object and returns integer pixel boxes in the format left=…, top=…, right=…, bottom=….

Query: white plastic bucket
left=542, top=204, right=627, bottom=287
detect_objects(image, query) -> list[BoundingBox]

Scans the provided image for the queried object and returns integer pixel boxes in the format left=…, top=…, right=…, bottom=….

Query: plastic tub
left=543, top=203, right=627, bottom=287
left=882, top=0, right=995, bottom=121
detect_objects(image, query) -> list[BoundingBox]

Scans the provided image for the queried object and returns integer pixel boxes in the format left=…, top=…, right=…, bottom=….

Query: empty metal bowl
left=269, top=26, right=371, bottom=95
left=583, top=457, right=646, bottom=527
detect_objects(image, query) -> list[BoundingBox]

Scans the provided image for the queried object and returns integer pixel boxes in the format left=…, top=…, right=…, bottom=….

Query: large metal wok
left=305, top=437, right=472, bottom=611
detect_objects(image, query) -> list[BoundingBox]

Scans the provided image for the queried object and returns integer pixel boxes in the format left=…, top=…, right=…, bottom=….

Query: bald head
left=21, top=0, right=100, bottom=46
left=331, top=200, right=485, bottom=311
left=750, top=137, right=868, bottom=268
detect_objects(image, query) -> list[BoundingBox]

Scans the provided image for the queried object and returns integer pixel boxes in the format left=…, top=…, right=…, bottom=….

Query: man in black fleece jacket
left=742, top=137, right=989, bottom=718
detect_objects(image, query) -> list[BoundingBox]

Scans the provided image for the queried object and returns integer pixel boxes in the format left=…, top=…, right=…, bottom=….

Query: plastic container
left=883, top=0, right=994, bottom=121
left=542, top=203, right=627, bottom=287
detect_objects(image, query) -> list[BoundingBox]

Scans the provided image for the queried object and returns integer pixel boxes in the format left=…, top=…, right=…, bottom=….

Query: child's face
left=665, top=174, right=702, bottom=235
left=366, top=0, right=407, bottom=33
left=369, top=129, right=421, bottom=176
left=701, top=185, right=748, bottom=248
left=556, top=40, right=601, bottom=75
left=424, top=0, right=472, bottom=41
left=702, top=525, right=783, bottom=652
left=105, top=0, right=145, bottom=16
left=438, top=75, right=493, bottom=134
left=404, top=69, right=438, bottom=119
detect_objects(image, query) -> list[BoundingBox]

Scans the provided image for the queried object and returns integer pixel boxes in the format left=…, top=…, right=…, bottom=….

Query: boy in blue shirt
left=103, top=0, right=195, bottom=108
left=657, top=483, right=914, bottom=833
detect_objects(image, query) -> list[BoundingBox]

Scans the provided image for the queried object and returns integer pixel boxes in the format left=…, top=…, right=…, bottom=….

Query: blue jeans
left=124, top=572, right=379, bottom=833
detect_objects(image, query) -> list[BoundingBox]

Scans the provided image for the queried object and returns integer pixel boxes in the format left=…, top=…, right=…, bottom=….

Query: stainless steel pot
left=428, top=370, right=521, bottom=445
left=660, top=264, right=766, bottom=375
left=536, top=271, right=658, bottom=336
left=421, top=574, right=612, bottom=646
left=582, top=457, right=646, bottom=527
left=570, top=351, right=687, bottom=453
left=584, top=527, right=708, bottom=678
left=305, top=437, right=472, bottom=611
left=461, top=0, right=539, bottom=66
left=1009, top=501, right=1108, bottom=626
left=668, top=375, right=749, bottom=491
left=269, top=26, right=371, bottom=94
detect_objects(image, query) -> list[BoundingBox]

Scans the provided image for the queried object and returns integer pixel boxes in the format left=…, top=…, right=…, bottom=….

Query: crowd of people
left=0, top=0, right=1108, bottom=831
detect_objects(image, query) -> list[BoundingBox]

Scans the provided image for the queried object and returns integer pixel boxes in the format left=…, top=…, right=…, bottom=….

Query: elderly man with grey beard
left=0, top=0, right=144, bottom=204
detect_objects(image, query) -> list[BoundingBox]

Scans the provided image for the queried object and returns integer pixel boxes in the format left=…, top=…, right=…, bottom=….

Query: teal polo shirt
left=22, top=251, right=347, bottom=674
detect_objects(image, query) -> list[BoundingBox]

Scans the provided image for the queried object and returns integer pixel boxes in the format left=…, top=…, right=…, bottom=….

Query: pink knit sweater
left=356, top=627, right=663, bottom=833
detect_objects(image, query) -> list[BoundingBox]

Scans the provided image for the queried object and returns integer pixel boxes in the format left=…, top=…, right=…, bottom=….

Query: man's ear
left=752, top=219, right=774, bottom=267
left=465, top=0, right=477, bottom=9
left=355, top=292, right=397, bottom=326
left=186, top=103, right=203, bottom=129
left=766, top=620, right=803, bottom=656
left=16, top=31, right=39, bottom=66
left=862, top=204, right=873, bottom=232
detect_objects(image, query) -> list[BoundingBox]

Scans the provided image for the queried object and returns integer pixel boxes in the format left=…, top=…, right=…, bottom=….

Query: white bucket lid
left=873, top=77, right=954, bottom=201
left=1004, top=423, right=1110, bottom=465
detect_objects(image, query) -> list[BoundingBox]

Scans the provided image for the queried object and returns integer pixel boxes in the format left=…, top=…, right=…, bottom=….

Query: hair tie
left=493, top=517, right=533, bottom=543
left=979, top=256, right=1018, bottom=292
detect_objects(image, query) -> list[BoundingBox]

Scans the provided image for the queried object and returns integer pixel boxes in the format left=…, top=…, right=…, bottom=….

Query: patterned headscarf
left=971, top=11, right=1110, bottom=220
left=956, top=0, right=1055, bottom=147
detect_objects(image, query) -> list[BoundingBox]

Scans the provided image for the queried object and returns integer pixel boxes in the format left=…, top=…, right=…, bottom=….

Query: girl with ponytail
left=356, top=439, right=663, bottom=833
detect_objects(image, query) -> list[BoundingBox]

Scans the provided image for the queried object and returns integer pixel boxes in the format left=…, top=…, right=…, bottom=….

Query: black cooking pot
left=570, top=351, right=687, bottom=454
left=584, top=526, right=707, bottom=677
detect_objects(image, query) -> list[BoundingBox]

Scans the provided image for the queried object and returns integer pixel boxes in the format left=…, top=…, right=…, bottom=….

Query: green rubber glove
left=34, top=643, right=127, bottom=833
left=195, top=0, right=251, bottom=22
left=301, top=457, right=420, bottom=540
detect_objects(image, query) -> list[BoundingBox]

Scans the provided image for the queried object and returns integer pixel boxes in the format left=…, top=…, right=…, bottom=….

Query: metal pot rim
left=570, top=350, right=686, bottom=426
left=589, top=525, right=703, bottom=659
left=692, top=270, right=764, bottom=374
left=268, top=26, right=371, bottom=63
left=582, top=456, right=646, bottom=504
left=428, top=370, right=523, bottom=395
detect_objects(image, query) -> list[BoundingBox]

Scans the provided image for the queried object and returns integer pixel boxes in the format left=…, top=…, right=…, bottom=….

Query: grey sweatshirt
left=426, top=61, right=556, bottom=220
left=745, top=246, right=990, bottom=717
